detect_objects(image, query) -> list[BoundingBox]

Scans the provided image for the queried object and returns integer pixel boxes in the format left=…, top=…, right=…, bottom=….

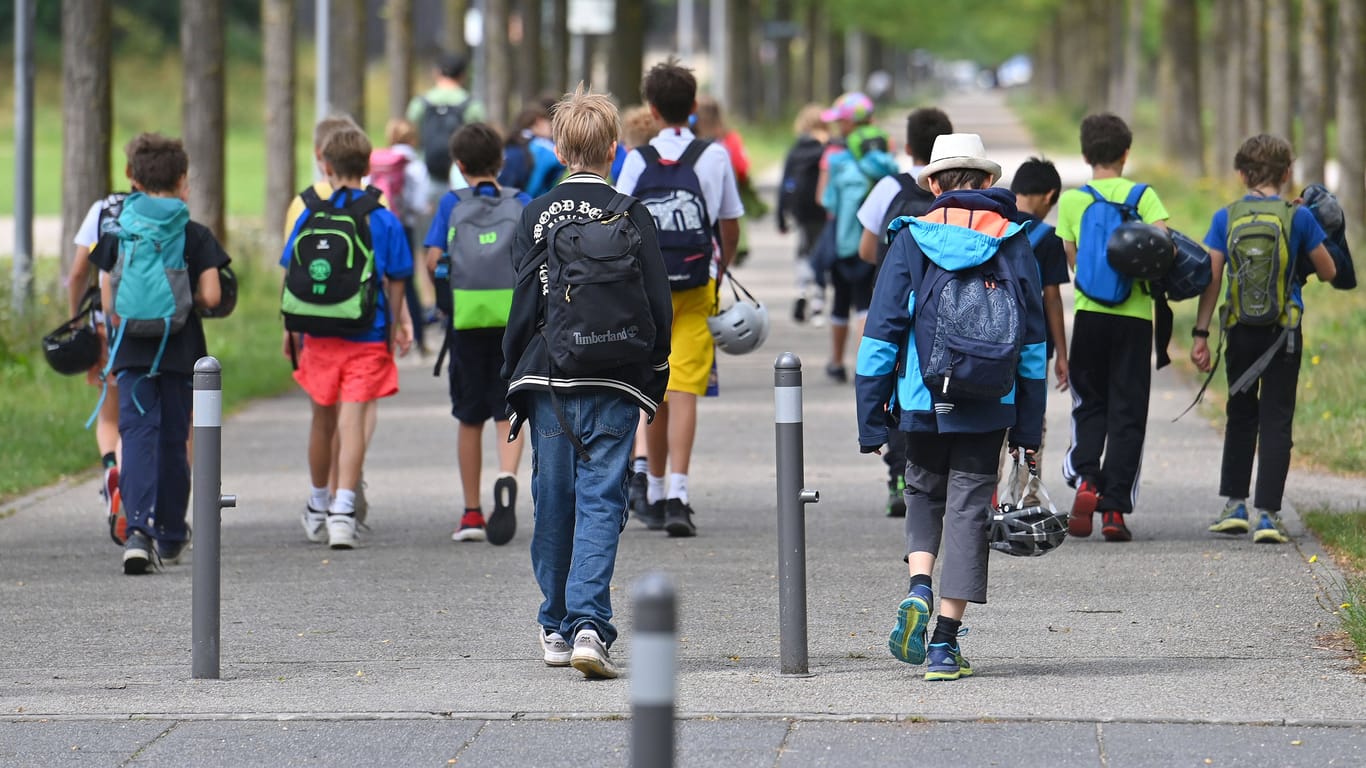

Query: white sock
left=647, top=474, right=666, bottom=504
left=632, top=457, right=648, bottom=475
left=668, top=473, right=689, bottom=504
left=331, top=489, right=356, bottom=516
left=309, top=486, right=330, bottom=512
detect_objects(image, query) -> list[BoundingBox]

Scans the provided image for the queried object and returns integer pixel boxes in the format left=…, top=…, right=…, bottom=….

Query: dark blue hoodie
left=855, top=187, right=1047, bottom=450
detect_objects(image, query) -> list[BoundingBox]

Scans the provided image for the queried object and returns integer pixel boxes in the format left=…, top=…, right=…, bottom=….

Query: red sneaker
left=1101, top=510, right=1132, bottom=542
left=451, top=509, right=486, bottom=542
left=1069, top=479, right=1099, bottom=538
left=103, top=466, right=127, bottom=546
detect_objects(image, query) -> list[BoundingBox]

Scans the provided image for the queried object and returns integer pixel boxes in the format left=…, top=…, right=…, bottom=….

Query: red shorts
left=293, top=336, right=399, bottom=406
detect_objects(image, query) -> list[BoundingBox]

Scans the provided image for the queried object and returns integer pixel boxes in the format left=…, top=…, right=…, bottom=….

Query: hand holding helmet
left=707, top=271, right=770, bottom=355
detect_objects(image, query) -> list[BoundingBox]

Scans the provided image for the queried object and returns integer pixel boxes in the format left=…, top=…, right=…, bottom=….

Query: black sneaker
left=825, top=363, right=848, bottom=383
left=792, top=296, right=808, bottom=323
left=157, top=539, right=188, bottom=565
left=123, top=531, right=155, bottom=575
left=487, top=474, right=518, bottom=546
left=628, top=471, right=649, bottom=522
left=664, top=498, right=696, bottom=538
left=639, top=499, right=666, bottom=530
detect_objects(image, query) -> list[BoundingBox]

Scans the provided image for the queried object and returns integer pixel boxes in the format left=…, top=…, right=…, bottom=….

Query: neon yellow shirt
left=1056, top=177, right=1170, bottom=321
left=283, top=182, right=389, bottom=241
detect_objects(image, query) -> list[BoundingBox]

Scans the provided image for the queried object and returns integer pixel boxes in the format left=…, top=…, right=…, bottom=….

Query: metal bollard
left=192, top=356, right=237, bottom=680
left=773, top=353, right=820, bottom=676
left=631, top=572, right=677, bottom=768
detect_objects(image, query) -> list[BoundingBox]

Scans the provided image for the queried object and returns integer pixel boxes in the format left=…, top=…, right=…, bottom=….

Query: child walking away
left=777, top=104, right=831, bottom=324
left=1057, top=114, right=1169, bottom=542
left=424, top=123, right=531, bottom=545
left=855, top=134, right=1046, bottom=681
left=502, top=86, right=672, bottom=678
left=89, top=133, right=229, bottom=574
left=281, top=125, right=413, bottom=550
left=1191, top=135, right=1336, bottom=543
left=372, top=118, right=433, bottom=356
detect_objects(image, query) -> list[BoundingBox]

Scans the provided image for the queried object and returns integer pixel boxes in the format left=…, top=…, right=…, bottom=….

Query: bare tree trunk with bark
left=485, top=0, right=510, bottom=127
left=807, top=2, right=826, bottom=103
left=725, top=0, right=753, bottom=119
left=1264, top=0, right=1292, bottom=143
left=1158, top=0, right=1203, bottom=176
left=1107, top=0, right=1140, bottom=120
left=1299, top=0, right=1329, bottom=185
left=773, top=0, right=793, bottom=120
left=517, top=0, right=544, bottom=104
left=549, top=0, right=569, bottom=92
left=181, top=0, right=226, bottom=241
left=608, top=0, right=644, bottom=107
left=386, top=0, right=413, bottom=120
left=1241, top=0, right=1265, bottom=136
left=1214, top=0, right=1242, bottom=171
left=329, top=0, right=366, bottom=123
left=1337, top=0, right=1365, bottom=225
left=264, top=0, right=296, bottom=241
left=60, top=0, right=111, bottom=276
left=445, top=0, right=469, bottom=58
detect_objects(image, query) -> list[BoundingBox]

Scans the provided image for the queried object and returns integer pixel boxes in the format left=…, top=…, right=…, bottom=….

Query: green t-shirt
left=1056, top=177, right=1170, bottom=321
left=405, top=86, right=487, bottom=125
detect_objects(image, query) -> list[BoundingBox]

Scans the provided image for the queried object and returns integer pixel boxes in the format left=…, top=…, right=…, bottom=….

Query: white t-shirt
left=74, top=196, right=126, bottom=248
left=615, top=127, right=745, bottom=223
left=856, top=166, right=925, bottom=234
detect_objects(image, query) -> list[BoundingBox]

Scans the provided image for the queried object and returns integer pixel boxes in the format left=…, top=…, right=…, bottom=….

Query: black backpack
left=780, top=137, right=826, bottom=224
left=281, top=186, right=383, bottom=336
left=634, top=141, right=717, bottom=291
left=876, top=172, right=936, bottom=267
left=419, top=98, right=470, bottom=182
left=541, top=193, right=656, bottom=376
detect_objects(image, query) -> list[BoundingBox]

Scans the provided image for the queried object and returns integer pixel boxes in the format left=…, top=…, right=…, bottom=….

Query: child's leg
left=495, top=418, right=524, bottom=475
left=309, top=401, right=339, bottom=490
left=96, top=376, right=121, bottom=458
left=115, top=370, right=160, bottom=541
left=1251, top=328, right=1302, bottom=512
left=665, top=392, right=697, bottom=478
left=1063, top=311, right=1110, bottom=487
left=528, top=392, right=582, bottom=635
left=891, top=431, right=950, bottom=665
left=937, top=430, right=1003, bottom=606
left=334, top=400, right=373, bottom=494
left=154, top=374, right=194, bottom=543
left=458, top=420, right=485, bottom=510
left=644, top=400, right=669, bottom=506
left=1220, top=324, right=1263, bottom=503
left=1097, top=317, right=1153, bottom=515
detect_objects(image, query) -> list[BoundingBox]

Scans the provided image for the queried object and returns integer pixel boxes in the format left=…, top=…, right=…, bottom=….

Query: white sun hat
left=916, top=133, right=1003, bottom=190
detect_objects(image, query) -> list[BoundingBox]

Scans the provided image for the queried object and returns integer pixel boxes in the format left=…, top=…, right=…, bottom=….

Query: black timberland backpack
left=281, top=186, right=383, bottom=336
left=419, top=98, right=470, bottom=182
left=876, top=172, right=936, bottom=267
left=541, top=193, right=656, bottom=376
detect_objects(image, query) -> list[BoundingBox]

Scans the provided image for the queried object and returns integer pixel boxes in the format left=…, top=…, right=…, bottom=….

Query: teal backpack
left=86, top=192, right=193, bottom=426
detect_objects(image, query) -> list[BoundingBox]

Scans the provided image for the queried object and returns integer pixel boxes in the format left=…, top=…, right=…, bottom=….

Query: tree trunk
left=485, top=0, right=510, bottom=127
left=608, top=0, right=645, bottom=107
left=549, top=0, right=569, bottom=93
left=826, top=19, right=844, bottom=102
left=60, top=0, right=111, bottom=276
left=445, top=0, right=469, bottom=58
left=1108, top=0, right=1141, bottom=120
left=773, top=0, right=793, bottom=119
left=264, top=0, right=296, bottom=242
left=725, top=0, right=752, bottom=119
left=517, top=0, right=544, bottom=104
left=1157, top=0, right=1203, bottom=176
left=181, top=0, right=226, bottom=241
left=1241, top=0, right=1265, bottom=135
left=1264, top=0, right=1292, bottom=143
left=386, top=0, right=413, bottom=121
left=1299, top=0, right=1328, bottom=185
left=329, top=0, right=366, bottom=123
left=1214, top=0, right=1241, bottom=170
left=806, top=1, right=824, bottom=103
left=1085, top=0, right=1110, bottom=113
left=1336, top=0, right=1365, bottom=225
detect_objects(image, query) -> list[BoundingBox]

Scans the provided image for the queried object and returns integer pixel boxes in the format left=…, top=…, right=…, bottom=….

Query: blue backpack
left=634, top=141, right=716, bottom=291
left=1026, top=220, right=1055, bottom=250
left=911, top=228, right=1030, bottom=401
left=1075, top=184, right=1147, bottom=305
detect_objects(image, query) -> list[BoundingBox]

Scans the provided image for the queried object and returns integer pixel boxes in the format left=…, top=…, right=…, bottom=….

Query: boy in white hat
left=854, top=134, right=1047, bottom=681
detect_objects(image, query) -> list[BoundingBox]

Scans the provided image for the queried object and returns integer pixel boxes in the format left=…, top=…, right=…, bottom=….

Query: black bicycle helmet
left=989, top=502, right=1069, bottom=557
left=1107, top=220, right=1175, bottom=281
left=200, top=265, right=237, bottom=319
left=1158, top=229, right=1213, bottom=301
left=43, top=317, right=100, bottom=375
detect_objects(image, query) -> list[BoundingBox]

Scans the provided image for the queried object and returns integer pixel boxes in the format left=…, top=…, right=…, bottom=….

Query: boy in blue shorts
left=1191, top=134, right=1336, bottom=543
left=424, top=123, right=531, bottom=545
left=282, top=125, right=413, bottom=550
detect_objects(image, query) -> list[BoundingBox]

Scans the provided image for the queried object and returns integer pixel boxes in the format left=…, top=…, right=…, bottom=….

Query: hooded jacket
left=823, top=144, right=900, bottom=258
left=855, top=187, right=1047, bottom=450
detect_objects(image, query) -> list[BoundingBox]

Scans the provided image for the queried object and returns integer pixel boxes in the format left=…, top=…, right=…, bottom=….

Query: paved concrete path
left=3, top=89, right=1365, bottom=766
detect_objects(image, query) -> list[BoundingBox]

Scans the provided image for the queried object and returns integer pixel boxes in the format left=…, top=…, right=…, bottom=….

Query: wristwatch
left=1191, top=327, right=1210, bottom=339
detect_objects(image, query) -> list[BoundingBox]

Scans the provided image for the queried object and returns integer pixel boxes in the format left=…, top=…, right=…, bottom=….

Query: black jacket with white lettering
left=501, top=173, right=673, bottom=439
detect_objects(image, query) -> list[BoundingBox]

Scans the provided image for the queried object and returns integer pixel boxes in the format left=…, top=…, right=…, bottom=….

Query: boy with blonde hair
left=503, top=86, right=672, bottom=678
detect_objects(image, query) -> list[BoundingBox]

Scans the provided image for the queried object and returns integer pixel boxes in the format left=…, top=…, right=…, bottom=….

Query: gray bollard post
left=631, top=572, right=677, bottom=768
left=774, top=353, right=820, bottom=676
left=192, top=356, right=237, bottom=680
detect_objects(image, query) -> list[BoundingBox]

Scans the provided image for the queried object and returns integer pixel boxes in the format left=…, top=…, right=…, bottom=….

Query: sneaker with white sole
left=123, top=531, right=155, bottom=575
left=452, top=509, right=487, bottom=542
left=570, top=627, right=619, bottom=679
left=486, top=474, right=517, bottom=546
left=1252, top=511, right=1289, bottom=544
left=301, top=505, right=328, bottom=543
left=327, top=512, right=358, bottom=549
left=1209, top=501, right=1250, bottom=535
left=540, top=628, right=572, bottom=667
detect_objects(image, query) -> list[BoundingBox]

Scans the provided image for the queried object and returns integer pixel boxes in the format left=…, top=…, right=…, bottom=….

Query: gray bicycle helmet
left=708, top=272, right=769, bottom=355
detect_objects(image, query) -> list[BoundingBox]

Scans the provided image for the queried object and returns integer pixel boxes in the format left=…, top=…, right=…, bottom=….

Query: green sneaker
left=924, top=641, right=974, bottom=682
left=1252, top=512, right=1289, bottom=544
left=1209, top=501, right=1250, bottom=535
left=886, top=476, right=907, bottom=517
left=888, top=587, right=932, bottom=665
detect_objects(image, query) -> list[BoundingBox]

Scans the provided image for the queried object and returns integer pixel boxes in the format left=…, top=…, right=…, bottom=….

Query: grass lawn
left=1302, top=509, right=1366, bottom=668
left=0, top=243, right=296, bottom=503
left=1011, top=91, right=1366, bottom=477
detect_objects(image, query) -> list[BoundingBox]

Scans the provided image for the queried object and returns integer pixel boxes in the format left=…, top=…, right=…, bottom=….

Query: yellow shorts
left=667, top=280, right=717, bottom=396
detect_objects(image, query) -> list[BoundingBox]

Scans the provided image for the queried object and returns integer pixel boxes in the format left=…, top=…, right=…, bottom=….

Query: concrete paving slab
left=1103, top=722, right=1366, bottom=768
left=777, top=720, right=1102, bottom=768
left=0, top=720, right=167, bottom=768
left=128, top=720, right=481, bottom=767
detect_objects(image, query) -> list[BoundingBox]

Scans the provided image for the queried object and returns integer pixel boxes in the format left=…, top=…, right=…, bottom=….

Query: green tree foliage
left=1, top=0, right=263, bottom=57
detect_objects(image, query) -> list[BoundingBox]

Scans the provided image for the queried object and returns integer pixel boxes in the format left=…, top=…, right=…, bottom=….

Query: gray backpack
left=447, top=186, right=524, bottom=330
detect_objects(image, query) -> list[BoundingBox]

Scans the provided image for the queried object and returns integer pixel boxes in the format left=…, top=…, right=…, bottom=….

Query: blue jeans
left=116, top=370, right=192, bottom=543
left=528, top=390, right=639, bottom=647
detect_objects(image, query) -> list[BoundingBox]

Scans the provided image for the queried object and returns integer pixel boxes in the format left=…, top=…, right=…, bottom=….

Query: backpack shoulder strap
left=301, top=186, right=326, bottom=213
left=1122, top=183, right=1149, bottom=210
left=678, top=139, right=710, bottom=168
left=895, top=172, right=919, bottom=197
left=1080, top=184, right=1106, bottom=204
left=340, top=188, right=381, bottom=248
left=603, top=192, right=635, bottom=218
left=637, top=145, right=662, bottom=166
left=499, top=186, right=523, bottom=200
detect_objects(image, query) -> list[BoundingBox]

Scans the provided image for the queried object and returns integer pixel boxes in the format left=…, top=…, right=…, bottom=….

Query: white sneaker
left=570, top=627, right=619, bottom=679
left=540, top=628, right=572, bottom=667
left=327, top=513, right=358, bottom=549
left=301, top=506, right=328, bottom=543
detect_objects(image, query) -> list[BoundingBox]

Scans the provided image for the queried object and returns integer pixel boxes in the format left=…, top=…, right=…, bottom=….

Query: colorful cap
left=821, top=92, right=874, bottom=123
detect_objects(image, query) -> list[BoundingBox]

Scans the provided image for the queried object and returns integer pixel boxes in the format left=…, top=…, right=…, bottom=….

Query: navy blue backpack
left=1075, top=183, right=1147, bottom=305
left=633, top=141, right=716, bottom=291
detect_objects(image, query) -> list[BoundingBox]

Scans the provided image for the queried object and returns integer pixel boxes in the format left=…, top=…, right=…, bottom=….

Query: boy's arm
left=1307, top=243, right=1337, bottom=282
left=1043, top=285, right=1069, bottom=390
left=195, top=267, right=222, bottom=311
left=1063, top=239, right=1077, bottom=271
left=1010, top=250, right=1048, bottom=452
left=501, top=220, right=541, bottom=381
left=385, top=278, right=410, bottom=355
left=854, top=233, right=915, bottom=453
left=70, top=246, right=94, bottom=316
left=425, top=245, right=444, bottom=278
left=1190, top=249, right=1226, bottom=373
left=633, top=205, right=673, bottom=394
left=717, top=218, right=741, bottom=279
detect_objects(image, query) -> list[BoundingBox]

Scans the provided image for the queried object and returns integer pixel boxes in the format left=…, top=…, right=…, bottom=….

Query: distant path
left=0, top=215, right=61, bottom=259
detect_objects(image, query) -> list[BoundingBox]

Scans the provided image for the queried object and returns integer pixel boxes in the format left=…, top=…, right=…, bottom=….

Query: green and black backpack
left=282, top=186, right=384, bottom=336
left=1223, top=198, right=1299, bottom=329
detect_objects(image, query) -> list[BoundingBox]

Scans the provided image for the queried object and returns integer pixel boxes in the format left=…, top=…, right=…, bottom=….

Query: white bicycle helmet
left=707, top=272, right=770, bottom=355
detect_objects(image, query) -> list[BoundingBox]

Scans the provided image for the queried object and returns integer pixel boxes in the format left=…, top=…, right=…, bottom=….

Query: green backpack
left=282, top=186, right=383, bottom=336
left=447, top=186, right=523, bottom=330
left=1224, top=198, right=1299, bottom=329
